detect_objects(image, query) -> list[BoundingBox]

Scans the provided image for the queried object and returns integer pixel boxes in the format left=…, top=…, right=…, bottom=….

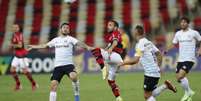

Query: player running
left=171, top=17, right=201, bottom=101
left=28, top=23, right=90, bottom=101
left=90, top=20, right=124, bottom=101
left=10, top=23, right=37, bottom=91
left=118, top=25, right=177, bottom=101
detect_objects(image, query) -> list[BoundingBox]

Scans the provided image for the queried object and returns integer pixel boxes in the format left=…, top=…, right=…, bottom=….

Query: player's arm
left=119, top=56, right=140, bottom=66
left=28, top=44, right=48, bottom=50
left=11, top=42, right=23, bottom=48
left=107, top=39, right=118, bottom=54
left=155, top=51, right=163, bottom=67
left=76, top=41, right=94, bottom=50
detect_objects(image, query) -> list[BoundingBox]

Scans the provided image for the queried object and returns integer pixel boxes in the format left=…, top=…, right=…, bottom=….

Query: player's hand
left=27, top=45, right=33, bottom=51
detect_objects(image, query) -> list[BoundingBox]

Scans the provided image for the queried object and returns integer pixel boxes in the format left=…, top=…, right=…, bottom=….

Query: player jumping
left=28, top=23, right=90, bottom=101
left=119, top=25, right=177, bottom=101
left=90, top=20, right=124, bottom=101
left=10, top=23, right=37, bottom=91
left=171, top=17, right=201, bottom=101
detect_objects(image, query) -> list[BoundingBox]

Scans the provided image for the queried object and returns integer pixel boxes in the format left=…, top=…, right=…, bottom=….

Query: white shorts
left=101, top=49, right=123, bottom=80
left=11, top=56, right=29, bottom=69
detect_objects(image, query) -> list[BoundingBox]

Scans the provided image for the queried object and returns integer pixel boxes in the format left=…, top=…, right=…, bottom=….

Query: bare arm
left=197, top=41, right=201, bottom=56
left=28, top=44, right=48, bottom=50
left=155, top=51, right=163, bottom=67
left=76, top=41, right=94, bottom=50
left=11, top=42, right=23, bottom=48
left=119, top=56, right=140, bottom=66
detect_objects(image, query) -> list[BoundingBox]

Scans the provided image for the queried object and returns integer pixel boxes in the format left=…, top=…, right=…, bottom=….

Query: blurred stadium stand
left=0, top=0, right=201, bottom=54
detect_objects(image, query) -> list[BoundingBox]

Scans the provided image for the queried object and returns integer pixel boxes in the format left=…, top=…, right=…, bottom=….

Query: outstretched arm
left=28, top=44, right=48, bottom=51
left=76, top=41, right=94, bottom=51
left=118, top=56, right=140, bottom=66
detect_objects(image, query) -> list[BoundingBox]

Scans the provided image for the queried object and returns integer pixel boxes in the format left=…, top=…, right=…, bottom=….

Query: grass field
left=0, top=72, right=201, bottom=101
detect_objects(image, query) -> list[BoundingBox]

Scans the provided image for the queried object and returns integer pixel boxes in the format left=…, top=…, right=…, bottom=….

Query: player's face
left=132, top=29, right=138, bottom=39
left=61, top=25, right=70, bottom=35
left=180, top=20, right=188, bottom=30
left=12, top=24, right=20, bottom=33
left=107, top=21, right=115, bottom=33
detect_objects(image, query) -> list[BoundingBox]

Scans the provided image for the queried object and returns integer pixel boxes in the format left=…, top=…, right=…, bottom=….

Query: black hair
left=135, top=25, right=144, bottom=35
left=109, top=20, right=119, bottom=28
left=13, top=23, right=23, bottom=32
left=60, top=22, right=70, bottom=28
left=180, top=17, right=190, bottom=24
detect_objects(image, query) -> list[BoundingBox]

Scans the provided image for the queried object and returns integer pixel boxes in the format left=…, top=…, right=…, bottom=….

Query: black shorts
left=176, top=61, right=194, bottom=73
left=50, top=64, right=76, bottom=83
left=120, top=49, right=127, bottom=60
left=143, top=75, right=160, bottom=91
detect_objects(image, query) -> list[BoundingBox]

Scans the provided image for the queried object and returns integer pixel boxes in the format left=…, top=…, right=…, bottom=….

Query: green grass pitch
left=0, top=72, right=201, bottom=101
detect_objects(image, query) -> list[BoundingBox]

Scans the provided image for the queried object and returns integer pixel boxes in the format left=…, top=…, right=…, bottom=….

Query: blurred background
left=0, top=0, right=201, bottom=74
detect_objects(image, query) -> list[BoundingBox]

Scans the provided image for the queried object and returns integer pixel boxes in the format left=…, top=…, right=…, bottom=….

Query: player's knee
left=50, top=80, right=58, bottom=91
left=176, top=74, right=184, bottom=82
left=10, top=67, right=16, bottom=72
left=69, top=72, right=78, bottom=82
left=144, top=93, right=151, bottom=99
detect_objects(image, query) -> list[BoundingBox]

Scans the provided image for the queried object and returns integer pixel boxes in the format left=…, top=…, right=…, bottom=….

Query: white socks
left=152, top=84, right=167, bottom=97
left=49, top=91, right=57, bottom=101
left=72, top=80, right=80, bottom=96
left=147, top=96, right=156, bottom=101
left=180, top=77, right=192, bottom=95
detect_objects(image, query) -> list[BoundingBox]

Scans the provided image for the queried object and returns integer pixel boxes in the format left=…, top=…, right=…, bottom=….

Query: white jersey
left=173, top=28, right=201, bottom=62
left=135, top=38, right=160, bottom=77
left=47, top=35, right=78, bottom=67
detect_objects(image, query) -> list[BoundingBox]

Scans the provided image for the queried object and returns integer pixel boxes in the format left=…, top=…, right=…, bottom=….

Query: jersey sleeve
left=134, top=42, right=144, bottom=57
left=172, top=33, right=178, bottom=44
left=112, top=31, right=121, bottom=41
left=70, top=36, right=79, bottom=45
left=47, top=38, right=56, bottom=48
left=194, top=31, right=201, bottom=41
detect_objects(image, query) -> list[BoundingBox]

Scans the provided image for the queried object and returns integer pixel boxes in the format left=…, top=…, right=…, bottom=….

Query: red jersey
left=11, top=32, right=28, bottom=57
left=106, top=30, right=123, bottom=54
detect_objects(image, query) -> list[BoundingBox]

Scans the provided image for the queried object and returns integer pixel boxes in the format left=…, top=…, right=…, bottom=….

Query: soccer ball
left=64, top=0, right=76, bottom=3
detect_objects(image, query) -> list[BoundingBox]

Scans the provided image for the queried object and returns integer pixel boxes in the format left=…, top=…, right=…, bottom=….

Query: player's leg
left=91, top=48, right=108, bottom=79
left=21, top=58, right=37, bottom=90
left=49, top=67, right=64, bottom=101
left=107, top=64, right=123, bottom=101
left=10, top=57, right=21, bottom=91
left=143, top=76, right=159, bottom=101
left=66, top=65, right=80, bottom=101
left=152, top=80, right=177, bottom=97
left=176, top=62, right=195, bottom=101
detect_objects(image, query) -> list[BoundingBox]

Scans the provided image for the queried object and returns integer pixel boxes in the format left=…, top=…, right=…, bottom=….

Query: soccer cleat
left=181, top=93, right=189, bottom=101
left=164, top=80, right=177, bottom=93
left=101, top=66, right=108, bottom=80
left=32, top=83, right=39, bottom=91
left=116, top=96, right=123, bottom=101
left=14, top=84, right=22, bottom=91
left=187, top=97, right=192, bottom=101
left=74, top=95, right=80, bottom=101
left=188, top=90, right=195, bottom=100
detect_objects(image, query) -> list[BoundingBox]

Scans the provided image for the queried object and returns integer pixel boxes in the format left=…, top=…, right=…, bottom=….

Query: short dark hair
left=60, top=22, right=70, bottom=28
left=135, top=25, right=144, bottom=35
left=180, top=17, right=190, bottom=24
left=109, top=20, right=119, bottom=28
left=13, top=23, right=23, bottom=32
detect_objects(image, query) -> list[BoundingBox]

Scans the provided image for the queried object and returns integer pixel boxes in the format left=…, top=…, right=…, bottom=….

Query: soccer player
left=90, top=20, right=124, bottom=101
left=118, top=25, right=177, bottom=101
left=171, top=17, right=201, bottom=101
left=10, top=23, right=37, bottom=91
left=28, top=23, right=90, bottom=101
